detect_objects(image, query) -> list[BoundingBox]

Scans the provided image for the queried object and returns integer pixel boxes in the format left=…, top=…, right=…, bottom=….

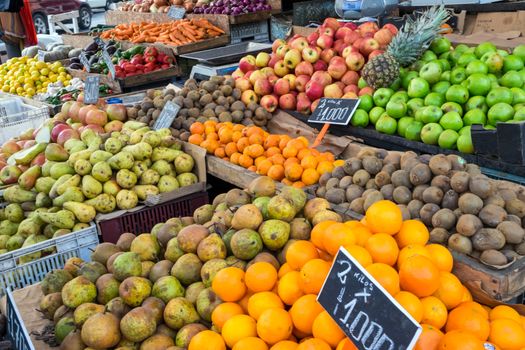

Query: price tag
left=153, top=101, right=181, bottom=130
left=167, top=6, right=186, bottom=19
left=102, top=49, right=116, bottom=79
left=94, top=36, right=105, bottom=49
left=37, top=50, right=46, bottom=62
left=308, top=98, right=360, bottom=125
left=84, top=75, right=100, bottom=104
left=79, top=53, right=91, bottom=73
left=317, top=248, right=422, bottom=350
left=6, top=289, right=35, bottom=350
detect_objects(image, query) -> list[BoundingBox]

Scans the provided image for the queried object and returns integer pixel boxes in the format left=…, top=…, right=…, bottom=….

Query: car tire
left=33, top=13, right=48, bottom=34
left=78, top=6, right=92, bottom=30
left=105, top=0, right=111, bottom=10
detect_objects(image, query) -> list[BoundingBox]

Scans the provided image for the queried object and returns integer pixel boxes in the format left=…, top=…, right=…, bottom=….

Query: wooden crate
left=61, top=33, right=98, bottom=49
left=105, top=10, right=173, bottom=26
left=66, top=68, right=123, bottom=94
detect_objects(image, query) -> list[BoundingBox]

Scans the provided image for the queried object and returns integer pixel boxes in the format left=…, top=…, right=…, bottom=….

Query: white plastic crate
left=0, top=224, right=99, bottom=296
left=5, top=288, right=34, bottom=350
left=231, top=20, right=270, bottom=44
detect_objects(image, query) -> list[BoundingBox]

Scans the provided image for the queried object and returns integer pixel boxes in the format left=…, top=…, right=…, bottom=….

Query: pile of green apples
left=351, top=38, right=525, bottom=154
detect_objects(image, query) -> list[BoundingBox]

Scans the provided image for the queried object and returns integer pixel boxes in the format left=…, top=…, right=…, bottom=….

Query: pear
left=108, top=151, right=134, bottom=170
left=17, top=217, right=44, bottom=238
left=67, top=149, right=92, bottom=167
left=104, top=137, right=123, bottom=154
left=3, top=185, right=37, bottom=203
left=50, top=162, right=75, bottom=180
left=34, top=176, right=56, bottom=194
left=158, top=175, right=179, bottom=193
left=85, top=193, right=116, bottom=214
left=91, top=162, right=112, bottom=182
left=89, top=150, right=112, bottom=165
left=103, top=180, right=120, bottom=197
left=38, top=210, right=76, bottom=229
left=117, top=169, right=138, bottom=189
left=63, top=202, right=96, bottom=223
left=151, top=147, right=181, bottom=162
left=122, top=142, right=153, bottom=161
left=53, top=187, right=84, bottom=207
left=18, top=165, right=41, bottom=190
left=116, top=190, right=138, bottom=210
left=42, top=161, right=56, bottom=177
left=81, top=175, right=103, bottom=199
left=49, top=174, right=72, bottom=199
left=56, top=174, right=81, bottom=196
left=45, top=143, right=69, bottom=162
left=74, top=159, right=92, bottom=176
left=133, top=185, right=159, bottom=201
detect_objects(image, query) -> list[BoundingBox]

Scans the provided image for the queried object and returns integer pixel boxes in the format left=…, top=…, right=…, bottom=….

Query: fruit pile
left=114, top=46, right=175, bottom=79
left=313, top=148, right=525, bottom=266
left=189, top=123, right=338, bottom=187
left=118, top=0, right=198, bottom=13
left=0, top=57, right=71, bottom=98
left=232, top=18, right=398, bottom=114
left=126, top=77, right=272, bottom=139
left=193, top=0, right=272, bottom=15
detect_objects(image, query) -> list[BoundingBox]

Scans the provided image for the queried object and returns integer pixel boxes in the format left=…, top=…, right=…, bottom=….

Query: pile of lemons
left=0, top=56, right=72, bottom=97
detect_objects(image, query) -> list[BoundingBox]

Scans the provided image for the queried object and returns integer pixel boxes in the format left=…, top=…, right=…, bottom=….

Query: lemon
left=64, top=80, right=70, bottom=86
left=66, top=74, right=72, bottom=80
left=9, top=87, right=15, bottom=93
left=40, top=68, right=49, bottom=76
left=58, top=67, right=66, bottom=74
left=35, top=61, right=47, bottom=70
left=2, top=86, right=8, bottom=92
left=16, top=87, right=24, bottom=94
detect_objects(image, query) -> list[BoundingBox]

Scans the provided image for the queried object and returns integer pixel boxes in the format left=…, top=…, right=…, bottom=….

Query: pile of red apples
left=231, top=18, right=398, bottom=114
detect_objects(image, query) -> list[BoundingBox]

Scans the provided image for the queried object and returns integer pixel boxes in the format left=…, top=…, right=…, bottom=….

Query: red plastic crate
left=98, top=191, right=209, bottom=243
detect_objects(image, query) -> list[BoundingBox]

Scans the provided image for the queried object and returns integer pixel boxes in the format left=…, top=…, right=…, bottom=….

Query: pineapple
left=361, top=6, right=450, bottom=89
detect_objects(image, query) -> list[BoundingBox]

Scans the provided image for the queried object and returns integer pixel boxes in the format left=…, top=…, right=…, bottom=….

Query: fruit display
left=39, top=79, right=115, bottom=106
left=193, top=0, right=272, bottom=15
left=0, top=56, right=71, bottom=98
left=189, top=123, right=338, bottom=187
left=67, top=39, right=121, bottom=74
left=99, top=19, right=225, bottom=47
left=118, top=0, right=198, bottom=13
left=22, top=43, right=81, bottom=63
left=313, top=148, right=525, bottom=266
left=125, top=76, right=272, bottom=138
left=231, top=17, right=398, bottom=114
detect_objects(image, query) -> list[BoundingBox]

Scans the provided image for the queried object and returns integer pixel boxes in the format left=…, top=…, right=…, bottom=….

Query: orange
left=395, top=220, right=429, bottom=248
left=365, top=233, right=399, bottom=266
left=420, top=296, right=448, bottom=329
left=257, top=308, right=293, bottom=345
left=320, top=151, right=334, bottom=162
left=239, top=290, right=255, bottom=314
left=279, top=135, right=292, bottom=150
left=446, top=304, right=490, bottom=341
left=245, top=126, right=264, bottom=138
left=301, top=168, right=320, bottom=186
left=457, top=301, right=489, bottom=319
left=237, top=137, right=250, bottom=152
left=230, top=152, right=242, bottom=165
left=257, top=159, right=273, bottom=175
left=289, top=294, right=324, bottom=335
left=270, top=341, right=299, bottom=350
left=285, top=163, right=304, bottom=182
left=461, top=286, right=473, bottom=303
left=284, top=157, right=300, bottom=168
left=296, top=338, right=331, bottom=350
left=239, top=154, right=254, bottom=168
left=366, top=263, right=400, bottom=296
left=232, top=130, right=243, bottom=142
left=425, top=244, right=453, bottom=272
left=214, top=147, right=226, bottom=158
left=333, top=159, right=345, bottom=167
left=268, top=164, right=285, bottom=181
left=278, top=263, right=294, bottom=278
left=312, top=311, right=345, bottom=347
left=343, top=244, right=373, bottom=267
left=266, top=146, right=282, bottom=157
left=232, top=337, right=268, bottom=350
left=299, top=259, right=331, bottom=294
left=188, top=330, right=226, bottom=350
left=218, top=127, right=233, bottom=143
left=395, top=291, right=423, bottom=322
left=254, top=156, right=267, bottom=167
left=222, top=314, right=258, bottom=348
left=270, top=154, right=286, bottom=166
left=489, top=319, right=525, bottom=350
left=296, top=136, right=309, bottom=148
left=247, top=144, right=265, bottom=158
left=225, top=142, right=238, bottom=156
left=349, top=224, right=372, bottom=247
left=212, top=267, right=246, bottom=302
left=336, top=338, right=358, bottom=350
left=397, top=244, right=432, bottom=268
left=310, top=221, right=336, bottom=251
left=249, top=133, right=264, bottom=145
left=438, top=330, right=484, bottom=350
left=189, top=122, right=204, bottom=134
left=364, top=200, right=403, bottom=235
left=283, top=146, right=299, bottom=159
left=188, top=133, right=204, bottom=145
left=316, top=161, right=334, bottom=175
left=286, top=241, right=320, bottom=270
left=490, top=305, right=522, bottom=323
left=432, top=272, right=464, bottom=310
left=297, top=148, right=311, bottom=161
left=248, top=292, right=284, bottom=320
left=399, top=255, right=440, bottom=297
left=301, top=155, right=318, bottom=169
left=287, top=139, right=306, bottom=150
left=212, top=302, right=245, bottom=331
left=292, top=181, right=305, bottom=188
left=415, top=324, right=444, bottom=350
left=323, top=223, right=357, bottom=256
left=248, top=165, right=257, bottom=172
left=264, top=135, right=281, bottom=149
left=245, top=262, right=278, bottom=293
left=233, top=124, right=244, bottom=132
left=282, top=178, right=294, bottom=186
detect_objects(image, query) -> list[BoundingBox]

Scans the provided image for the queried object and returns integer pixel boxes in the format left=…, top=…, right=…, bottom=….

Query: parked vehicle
left=28, top=0, right=92, bottom=34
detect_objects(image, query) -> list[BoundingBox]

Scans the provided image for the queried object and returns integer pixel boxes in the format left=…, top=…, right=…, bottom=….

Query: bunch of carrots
left=99, top=18, right=225, bottom=46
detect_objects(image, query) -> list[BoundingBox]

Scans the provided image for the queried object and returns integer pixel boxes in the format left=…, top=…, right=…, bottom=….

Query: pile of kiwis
left=125, top=76, right=272, bottom=140
left=314, top=148, right=525, bottom=267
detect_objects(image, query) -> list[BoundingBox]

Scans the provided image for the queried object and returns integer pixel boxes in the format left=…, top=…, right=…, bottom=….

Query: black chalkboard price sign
left=84, top=75, right=100, bottom=104
left=308, top=98, right=360, bottom=125
left=102, top=50, right=116, bottom=79
left=153, top=101, right=181, bottom=130
left=168, top=6, right=186, bottom=19
left=317, top=248, right=422, bottom=350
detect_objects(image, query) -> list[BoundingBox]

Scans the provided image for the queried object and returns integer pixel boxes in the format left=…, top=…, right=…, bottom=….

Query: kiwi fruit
left=400, top=151, right=417, bottom=169
left=380, top=184, right=394, bottom=201
left=441, top=190, right=459, bottom=210
left=420, top=203, right=440, bottom=226
left=428, top=154, right=452, bottom=175
left=231, top=110, right=244, bottom=123
left=430, top=227, right=450, bottom=244
left=349, top=197, right=365, bottom=214
left=409, top=163, right=432, bottom=186
left=362, top=189, right=376, bottom=200
left=325, top=188, right=346, bottom=204
left=392, top=186, right=412, bottom=205
left=316, top=187, right=327, bottom=198
left=356, top=148, right=377, bottom=159
left=418, top=154, right=432, bottom=164
left=469, top=175, right=492, bottom=199
left=466, top=163, right=482, bottom=175
left=478, top=204, right=507, bottom=227
left=497, top=221, right=525, bottom=244
left=179, top=132, right=190, bottom=141
left=458, top=193, right=483, bottom=215
left=402, top=157, right=421, bottom=173
left=398, top=204, right=411, bottom=220
left=199, top=94, right=213, bottom=106
left=326, top=178, right=340, bottom=191
left=480, top=250, right=507, bottom=266
left=363, top=191, right=383, bottom=211
left=211, top=90, right=223, bottom=100
left=352, top=169, right=370, bottom=187
left=244, top=110, right=253, bottom=119
left=381, top=163, right=397, bottom=175
left=202, top=109, right=216, bottom=119
left=507, top=214, right=522, bottom=225
left=448, top=233, right=473, bottom=254
left=407, top=199, right=423, bottom=219
left=362, top=157, right=382, bottom=175
left=456, top=214, right=483, bottom=237
left=365, top=179, right=378, bottom=190
left=472, top=228, right=506, bottom=251
left=431, top=208, right=456, bottom=230
left=343, top=158, right=362, bottom=176
left=374, top=171, right=391, bottom=187
left=383, top=152, right=401, bottom=167
left=422, top=186, right=444, bottom=205
left=484, top=195, right=505, bottom=208
left=231, top=101, right=245, bottom=111
left=505, top=198, right=525, bottom=218
left=450, top=171, right=469, bottom=193
left=331, top=167, right=346, bottom=180
left=339, top=176, right=353, bottom=189
left=318, top=173, right=331, bottom=187
left=515, top=242, right=525, bottom=255
left=499, top=189, right=517, bottom=202
left=391, top=170, right=411, bottom=188
left=220, top=85, right=233, bottom=96
left=218, top=112, right=233, bottom=122
left=430, top=175, right=451, bottom=192
left=188, top=108, right=200, bottom=119
left=247, top=102, right=258, bottom=112
left=412, top=185, right=429, bottom=201
left=346, top=185, right=364, bottom=204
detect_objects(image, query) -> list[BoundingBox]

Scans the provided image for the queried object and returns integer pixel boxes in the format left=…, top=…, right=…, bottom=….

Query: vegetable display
left=22, top=43, right=81, bottom=63
left=114, top=46, right=175, bottom=79
left=68, top=40, right=121, bottom=74
left=193, top=0, right=272, bottom=15
left=118, top=0, right=198, bottom=13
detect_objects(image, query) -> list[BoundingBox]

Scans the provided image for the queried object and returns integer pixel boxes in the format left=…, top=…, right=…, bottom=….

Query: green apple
left=406, top=98, right=424, bottom=117
left=419, top=105, right=443, bottom=124
left=449, top=50, right=463, bottom=65
left=466, top=73, right=492, bottom=96
left=369, top=106, right=385, bottom=125
left=433, top=81, right=451, bottom=95
left=513, top=45, right=525, bottom=62
left=450, top=67, right=467, bottom=84
left=411, top=60, right=424, bottom=72
left=397, top=117, right=415, bottom=137
left=389, top=77, right=402, bottom=91
left=455, top=44, right=470, bottom=53
left=474, top=42, right=497, bottom=58
left=351, top=109, right=369, bottom=127
left=440, top=71, right=451, bottom=82
left=457, top=52, right=477, bottom=67
left=515, top=103, right=525, bottom=112
left=498, top=49, right=509, bottom=57
left=441, top=102, right=463, bottom=115
left=421, top=123, right=444, bottom=145
left=518, top=69, right=525, bottom=84
left=459, top=125, right=471, bottom=136
left=440, top=111, right=463, bottom=131
left=437, top=59, right=451, bottom=72
left=405, top=121, right=424, bottom=141
left=446, top=85, right=469, bottom=104
left=386, top=100, right=407, bottom=119
left=401, top=71, right=419, bottom=90
left=457, top=134, right=474, bottom=154
left=419, top=61, right=442, bottom=84
left=504, top=55, right=524, bottom=72
left=438, top=130, right=459, bottom=149
left=514, top=107, right=525, bottom=121
left=500, top=71, right=523, bottom=88
left=390, top=91, right=409, bottom=103
left=358, top=94, right=374, bottom=112
left=421, top=50, right=438, bottom=62
left=358, top=77, right=368, bottom=89
left=481, top=52, right=504, bottom=73
left=512, top=87, right=525, bottom=105
left=466, top=60, right=488, bottom=75
left=465, top=96, right=487, bottom=113
left=430, top=37, right=452, bottom=55
left=486, top=87, right=513, bottom=107
left=373, top=88, right=395, bottom=107
left=407, top=78, right=430, bottom=98
left=439, top=52, right=450, bottom=60
left=375, top=115, right=397, bottom=135
left=485, top=125, right=496, bottom=130
left=463, top=109, right=486, bottom=126
left=424, top=92, right=445, bottom=107
left=487, top=102, right=514, bottom=125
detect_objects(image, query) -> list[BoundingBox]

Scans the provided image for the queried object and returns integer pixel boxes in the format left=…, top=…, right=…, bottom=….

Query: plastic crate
left=0, top=224, right=99, bottom=296
left=5, top=288, right=34, bottom=350
left=230, top=20, right=270, bottom=44
left=0, top=105, right=49, bottom=145
left=99, top=191, right=209, bottom=243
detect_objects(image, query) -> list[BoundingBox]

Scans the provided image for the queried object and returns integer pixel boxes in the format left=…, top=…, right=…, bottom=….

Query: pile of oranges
left=188, top=200, right=525, bottom=350
left=188, top=121, right=339, bottom=187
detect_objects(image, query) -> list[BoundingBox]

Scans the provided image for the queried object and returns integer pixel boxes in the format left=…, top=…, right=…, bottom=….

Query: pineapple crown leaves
left=386, top=5, right=451, bottom=67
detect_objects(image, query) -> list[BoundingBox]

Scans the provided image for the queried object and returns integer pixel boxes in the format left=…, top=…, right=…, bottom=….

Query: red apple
left=311, top=71, right=332, bottom=87
left=274, top=60, right=289, bottom=77
left=295, top=61, right=314, bottom=76
left=106, top=104, right=127, bottom=122
left=335, top=27, right=351, bottom=40
left=311, top=98, right=321, bottom=113
left=361, top=38, right=380, bottom=56
left=268, top=54, right=279, bottom=68
left=30, top=152, right=45, bottom=166
left=232, top=68, right=244, bottom=79
left=57, top=128, right=80, bottom=146
left=239, top=55, right=257, bottom=73
left=249, top=70, right=266, bottom=86
left=344, top=84, right=359, bottom=94
left=85, top=109, right=108, bottom=126
left=272, top=39, right=286, bottom=53
left=235, top=77, right=252, bottom=92
left=322, top=26, right=335, bottom=38
left=290, top=37, right=308, bottom=51
left=333, top=40, right=347, bottom=55
left=374, top=28, right=393, bottom=46
left=358, top=22, right=379, bottom=36
left=320, top=48, right=336, bottom=63
left=342, top=45, right=359, bottom=58
left=345, top=22, right=358, bottom=30
left=254, top=78, right=273, bottom=96
left=335, top=81, right=345, bottom=91
left=343, top=30, right=361, bottom=45
left=359, top=87, right=374, bottom=96
left=273, top=78, right=291, bottom=96
left=345, top=52, right=365, bottom=71
left=316, top=35, right=333, bottom=50
left=342, top=92, right=358, bottom=99
left=302, top=47, right=319, bottom=64
left=323, top=18, right=341, bottom=31
left=68, top=101, right=83, bottom=122
left=306, top=81, right=324, bottom=101
left=260, top=67, right=275, bottom=77
left=268, top=75, right=278, bottom=85
left=276, top=45, right=291, bottom=59
left=260, top=95, right=279, bottom=113
left=279, top=93, right=297, bottom=110
left=83, top=124, right=105, bottom=134
left=78, top=105, right=97, bottom=124
left=283, top=74, right=297, bottom=90
left=341, top=71, right=360, bottom=86
left=368, top=49, right=384, bottom=60
left=295, top=75, right=311, bottom=92
left=241, top=90, right=258, bottom=105
left=324, top=83, right=343, bottom=98
left=296, top=93, right=312, bottom=114
left=284, top=49, right=302, bottom=69
left=51, top=123, right=72, bottom=143
left=307, top=32, right=319, bottom=45
left=327, top=56, right=347, bottom=80
left=313, top=60, right=328, bottom=72
left=382, top=23, right=398, bottom=35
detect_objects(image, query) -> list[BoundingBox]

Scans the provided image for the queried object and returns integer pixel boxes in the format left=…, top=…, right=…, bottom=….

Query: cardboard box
left=447, top=31, right=525, bottom=50
left=472, top=11, right=525, bottom=34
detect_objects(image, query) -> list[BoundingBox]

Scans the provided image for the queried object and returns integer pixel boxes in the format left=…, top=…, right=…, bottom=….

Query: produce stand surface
left=180, top=42, right=272, bottom=65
